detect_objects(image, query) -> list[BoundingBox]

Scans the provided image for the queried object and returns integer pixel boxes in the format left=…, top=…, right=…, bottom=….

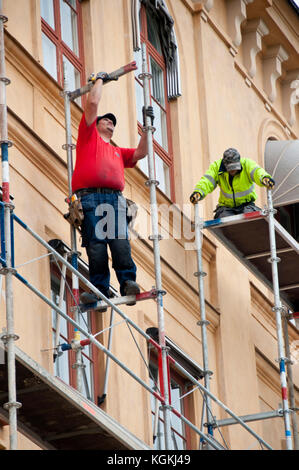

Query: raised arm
left=84, top=78, right=103, bottom=126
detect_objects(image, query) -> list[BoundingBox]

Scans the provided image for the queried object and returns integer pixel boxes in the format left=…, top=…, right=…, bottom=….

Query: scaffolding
left=0, top=5, right=298, bottom=451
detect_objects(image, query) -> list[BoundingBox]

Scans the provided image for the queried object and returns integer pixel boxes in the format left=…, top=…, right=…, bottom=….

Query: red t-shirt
left=72, top=114, right=136, bottom=192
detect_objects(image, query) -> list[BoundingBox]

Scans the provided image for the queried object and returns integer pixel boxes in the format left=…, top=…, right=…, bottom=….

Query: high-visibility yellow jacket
left=194, top=158, right=271, bottom=208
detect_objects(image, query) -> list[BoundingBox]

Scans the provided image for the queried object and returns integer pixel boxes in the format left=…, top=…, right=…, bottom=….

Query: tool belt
left=126, top=198, right=138, bottom=228
left=64, top=194, right=84, bottom=231
left=64, top=192, right=138, bottom=230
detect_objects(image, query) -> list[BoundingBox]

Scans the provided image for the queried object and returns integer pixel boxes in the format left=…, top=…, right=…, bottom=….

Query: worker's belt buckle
left=75, top=188, right=121, bottom=197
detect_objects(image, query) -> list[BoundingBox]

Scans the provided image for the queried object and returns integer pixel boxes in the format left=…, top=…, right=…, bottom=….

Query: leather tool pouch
left=64, top=196, right=84, bottom=231
left=126, top=198, right=138, bottom=228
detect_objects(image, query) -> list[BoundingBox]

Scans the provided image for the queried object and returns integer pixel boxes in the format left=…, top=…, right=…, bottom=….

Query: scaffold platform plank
left=0, top=345, right=151, bottom=450
left=204, top=212, right=299, bottom=311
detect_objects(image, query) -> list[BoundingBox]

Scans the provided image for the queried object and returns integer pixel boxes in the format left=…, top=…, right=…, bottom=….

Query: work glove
left=142, top=105, right=155, bottom=127
left=262, top=177, right=275, bottom=189
left=190, top=191, right=203, bottom=204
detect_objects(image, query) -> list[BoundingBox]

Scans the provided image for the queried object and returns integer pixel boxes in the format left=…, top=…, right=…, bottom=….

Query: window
left=51, top=267, right=97, bottom=402
left=134, top=3, right=174, bottom=199
left=40, top=0, right=85, bottom=90
left=149, top=361, right=191, bottom=450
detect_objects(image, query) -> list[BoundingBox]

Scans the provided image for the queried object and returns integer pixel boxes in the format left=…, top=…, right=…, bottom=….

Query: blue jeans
left=80, top=192, right=137, bottom=296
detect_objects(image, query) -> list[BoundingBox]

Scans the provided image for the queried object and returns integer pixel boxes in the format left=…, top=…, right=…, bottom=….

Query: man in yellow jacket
left=190, top=148, right=275, bottom=219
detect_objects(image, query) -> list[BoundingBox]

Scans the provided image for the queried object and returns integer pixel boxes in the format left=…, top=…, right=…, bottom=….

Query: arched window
left=133, top=0, right=181, bottom=200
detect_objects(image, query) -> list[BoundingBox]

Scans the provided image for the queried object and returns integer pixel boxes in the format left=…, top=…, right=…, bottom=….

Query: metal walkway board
left=204, top=212, right=299, bottom=311
left=0, top=345, right=151, bottom=450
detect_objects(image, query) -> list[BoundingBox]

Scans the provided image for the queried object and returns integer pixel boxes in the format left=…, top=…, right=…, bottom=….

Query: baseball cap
left=96, top=113, right=117, bottom=127
left=222, top=148, right=241, bottom=171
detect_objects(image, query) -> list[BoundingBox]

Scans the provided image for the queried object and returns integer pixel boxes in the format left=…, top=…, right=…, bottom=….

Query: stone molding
left=226, top=0, right=253, bottom=48
left=282, top=70, right=299, bottom=127
left=263, top=45, right=289, bottom=103
left=242, top=18, right=269, bottom=79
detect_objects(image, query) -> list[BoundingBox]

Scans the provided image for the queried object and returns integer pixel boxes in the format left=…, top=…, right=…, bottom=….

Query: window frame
left=136, top=3, right=175, bottom=201
left=41, top=0, right=85, bottom=88
left=50, top=263, right=100, bottom=402
left=148, top=351, right=193, bottom=450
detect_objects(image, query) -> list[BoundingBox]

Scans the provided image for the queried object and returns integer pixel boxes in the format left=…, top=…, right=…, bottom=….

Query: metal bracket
left=148, top=234, right=163, bottom=241
left=3, top=401, right=22, bottom=411
left=145, top=179, right=159, bottom=187
left=194, top=271, right=207, bottom=277
left=72, top=361, right=86, bottom=370
left=275, top=356, right=291, bottom=364
left=0, top=139, right=13, bottom=147
left=138, top=72, right=152, bottom=80
left=156, top=289, right=167, bottom=297
left=272, top=306, right=286, bottom=314
left=142, top=125, right=156, bottom=133
left=197, top=320, right=210, bottom=327
left=267, top=256, right=281, bottom=263
left=0, top=267, right=17, bottom=275
left=2, top=200, right=15, bottom=211
left=62, top=143, right=76, bottom=150
left=1, top=332, right=19, bottom=343
left=0, top=77, right=10, bottom=85
left=0, top=15, right=8, bottom=23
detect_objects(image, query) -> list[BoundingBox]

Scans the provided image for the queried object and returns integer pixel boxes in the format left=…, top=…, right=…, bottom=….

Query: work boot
left=80, top=290, right=110, bottom=312
left=122, top=280, right=140, bottom=306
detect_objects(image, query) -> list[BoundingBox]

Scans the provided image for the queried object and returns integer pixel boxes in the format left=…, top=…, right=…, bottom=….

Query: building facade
left=0, top=0, right=298, bottom=450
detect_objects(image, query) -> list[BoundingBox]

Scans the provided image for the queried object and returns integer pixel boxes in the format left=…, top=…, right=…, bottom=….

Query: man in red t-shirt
left=72, top=72, right=149, bottom=304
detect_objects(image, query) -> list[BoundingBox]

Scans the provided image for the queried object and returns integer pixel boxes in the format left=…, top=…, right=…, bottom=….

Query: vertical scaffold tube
left=140, top=42, right=172, bottom=450
left=62, top=69, right=84, bottom=395
left=267, top=190, right=293, bottom=450
left=282, top=314, right=299, bottom=450
left=0, top=2, right=21, bottom=450
left=194, top=203, right=214, bottom=439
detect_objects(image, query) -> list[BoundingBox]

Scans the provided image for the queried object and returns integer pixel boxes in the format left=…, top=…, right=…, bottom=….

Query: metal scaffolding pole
left=267, top=189, right=293, bottom=450
left=194, top=203, right=214, bottom=442
left=0, top=3, right=21, bottom=449
left=282, top=312, right=299, bottom=449
left=62, top=67, right=84, bottom=395
left=139, top=42, right=172, bottom=450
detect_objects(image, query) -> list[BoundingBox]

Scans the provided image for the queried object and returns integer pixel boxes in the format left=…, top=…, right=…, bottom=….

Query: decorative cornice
left=235, top=60, right=297, bottom=140
left=282, top=69, right=299, bottom=127
left=242, top=18, right=269, bottom=78
left=226, top=0, right=253, bottom=48
left=263, top=45, right=289, bottom=103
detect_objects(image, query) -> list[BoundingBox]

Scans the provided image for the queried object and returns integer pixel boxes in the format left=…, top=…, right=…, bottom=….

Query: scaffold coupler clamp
left=1, top=327, right=19, bottom=344
left=194, top=270, right=207, bottom=278
left=272, top=305, right=287, bottom=314
left=0, top=266, right=17, bottom=276
left=275, top=355, right=293, bottom=366
left=0, top=14, right=9, bottom=24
